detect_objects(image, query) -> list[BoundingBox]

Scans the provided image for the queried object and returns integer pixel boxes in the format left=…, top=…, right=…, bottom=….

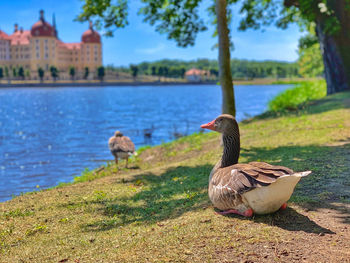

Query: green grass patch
left=268, top=80, right=327, bottom=111
left=25, top=223, right=48, bottom=236
left=136, top=145, right=152, bottom=155
left=1, top=208, right=34, bottom=219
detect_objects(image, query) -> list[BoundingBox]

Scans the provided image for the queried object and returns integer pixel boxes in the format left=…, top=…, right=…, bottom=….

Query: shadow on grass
left=82, top=165, right=211, bottom=231
left=240, top=143, right=350, bottom=225
left=242, top=91, right=350, bottom=123
left=81, top=144, right=349, bottom=232
left=220, top=207, right=335, bottom=234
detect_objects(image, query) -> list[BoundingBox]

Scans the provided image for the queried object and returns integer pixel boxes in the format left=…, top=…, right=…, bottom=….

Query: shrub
left=268, top=80, right=326, bottom=111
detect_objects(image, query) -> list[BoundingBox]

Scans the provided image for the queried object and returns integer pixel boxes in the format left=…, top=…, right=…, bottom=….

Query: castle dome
left=81, top=21, right=101, bottom=43
left=31, top=10, right=55, bottom=37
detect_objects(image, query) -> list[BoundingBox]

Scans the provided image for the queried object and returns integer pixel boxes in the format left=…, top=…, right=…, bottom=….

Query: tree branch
left=284, top=0, right=299, bottom=7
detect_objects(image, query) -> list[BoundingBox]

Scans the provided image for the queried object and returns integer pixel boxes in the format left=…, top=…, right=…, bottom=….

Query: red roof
left=185, top=68, right=210, bottom=76
left=0, top=30, right=10, bottom=40
left=82, top=29, right=101, bottom=43
left=10, top=30, right=31, bottom=45
left=58, top=41, right=81, bottom=50
left=31, top=19, right=55, bottom=37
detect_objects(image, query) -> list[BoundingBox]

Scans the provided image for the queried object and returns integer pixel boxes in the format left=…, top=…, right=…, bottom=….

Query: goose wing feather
left=211, top=162, right=294, bottom=195
left=109, top=136, right=135, bottom=153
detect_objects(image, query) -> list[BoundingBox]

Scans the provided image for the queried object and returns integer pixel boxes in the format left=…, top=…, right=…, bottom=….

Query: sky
left=0, top=0, right=304, bottom=66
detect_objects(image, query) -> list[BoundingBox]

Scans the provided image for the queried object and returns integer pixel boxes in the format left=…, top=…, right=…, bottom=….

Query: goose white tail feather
left=243, top=170, right=311, bottom=214
left=292, top=171, right=312, bottom=177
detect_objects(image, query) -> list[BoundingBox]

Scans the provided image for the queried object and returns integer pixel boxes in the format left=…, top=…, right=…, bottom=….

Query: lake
left=0, top=84, right=291, bottom=201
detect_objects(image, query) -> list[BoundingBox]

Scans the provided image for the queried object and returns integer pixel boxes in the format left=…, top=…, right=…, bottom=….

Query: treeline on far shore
left=106, top=58, right=299, bottom=79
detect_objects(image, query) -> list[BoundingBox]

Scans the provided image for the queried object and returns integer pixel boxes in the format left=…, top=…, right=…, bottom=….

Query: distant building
left=185, top=68, right=211, bottom=82
left=0, top=10, right=102, bottom=79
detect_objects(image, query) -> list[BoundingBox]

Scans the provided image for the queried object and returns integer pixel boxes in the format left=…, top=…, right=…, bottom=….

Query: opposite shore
left=0, top=77, right=315, bottom=88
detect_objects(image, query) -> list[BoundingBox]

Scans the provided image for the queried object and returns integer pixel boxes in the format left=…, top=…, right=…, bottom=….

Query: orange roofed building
left=0, top=10, right=102, bottom=79
left=185, top=68, right=211, bottom=82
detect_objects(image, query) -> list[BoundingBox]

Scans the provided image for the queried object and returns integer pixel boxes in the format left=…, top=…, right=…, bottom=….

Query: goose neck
left=221, top=134, right=240, bottom=168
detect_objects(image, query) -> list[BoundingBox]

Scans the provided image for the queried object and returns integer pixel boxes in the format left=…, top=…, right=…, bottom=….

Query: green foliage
left=107, top=58, right=299, bottom=79
left=37, top=68, right=44, bottom=81
left=69, top=66, right=76, bottom=80
left=298, top=42, right=324, bottom=77
left=76, top=0, right=129, bottom=36
left=97, top=66, right=105, bottom=81
left=25, top=70, right=30, bottom=78
left=0, top=67, right=3, bottom=79
left=139, top=0, right=207, bottom=47
left=84, top=67, right=89, bottom=80
left=298, top=33, right=319, bottom=49
left=12, top=68, right=17, bottom=78
left=151, top=66, right=156, bottom=76
left=18, top=67, right=24, bottom=80
left=130, top=64, right=139, bottom=78
left=239, top=0, right=342, bottom=36
left=50, top=66, right=59, bottom=81
left=268, top=80, right=327, bottom=111
left=4, top=67, right=9, bottom=77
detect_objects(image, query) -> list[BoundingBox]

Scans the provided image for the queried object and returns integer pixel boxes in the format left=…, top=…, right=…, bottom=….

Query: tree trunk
left=216, top=0, right=236, bottom=116
left=316, top=0, right=350, bottom=94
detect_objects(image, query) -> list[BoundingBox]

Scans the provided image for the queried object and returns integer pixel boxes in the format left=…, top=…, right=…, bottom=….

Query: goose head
left=201, top=114, right=239, bottom=137
left=114, top=130, right=123, bottom=137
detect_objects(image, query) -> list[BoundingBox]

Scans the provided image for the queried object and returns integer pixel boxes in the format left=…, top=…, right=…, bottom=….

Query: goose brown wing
left=108, top=136, right=118, bottom=152
left=211, top=162, right=294, bottom=195
left=116, top=136, right=135, bottom=153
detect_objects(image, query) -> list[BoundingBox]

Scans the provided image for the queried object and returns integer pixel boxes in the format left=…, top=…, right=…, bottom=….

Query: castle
left=0, top=10, right=102, bottom=79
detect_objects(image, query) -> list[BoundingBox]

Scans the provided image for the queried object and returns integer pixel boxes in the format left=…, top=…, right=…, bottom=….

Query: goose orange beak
left=201, top=120, right=215, bottom=130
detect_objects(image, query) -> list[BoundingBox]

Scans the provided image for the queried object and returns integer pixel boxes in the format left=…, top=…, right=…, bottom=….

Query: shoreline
left=0, top=80, right=216, bottom=88
left=0, top=78, right=315, bottom=88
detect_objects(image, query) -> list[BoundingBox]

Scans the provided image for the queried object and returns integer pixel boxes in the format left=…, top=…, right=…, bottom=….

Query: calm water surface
left=0, top=84, right=291, bottom=201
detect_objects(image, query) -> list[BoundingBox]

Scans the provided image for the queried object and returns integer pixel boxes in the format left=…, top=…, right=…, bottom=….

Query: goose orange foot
left=280, top=203, right=287, bottom=210
left=216, top=208, right=253, bottom=217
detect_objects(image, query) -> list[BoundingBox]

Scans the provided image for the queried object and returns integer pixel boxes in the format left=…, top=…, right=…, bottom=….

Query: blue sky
left=0, top=0, right=303, bottom=66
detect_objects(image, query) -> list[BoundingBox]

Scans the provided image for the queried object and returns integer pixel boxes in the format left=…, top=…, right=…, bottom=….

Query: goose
left=201, top=114, right=311, bottom=217
left=108, top=131, right=136, bottom=168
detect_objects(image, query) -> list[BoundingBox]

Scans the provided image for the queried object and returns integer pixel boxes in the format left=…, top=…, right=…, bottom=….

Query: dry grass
left=0, top=91, right=350, bottom=262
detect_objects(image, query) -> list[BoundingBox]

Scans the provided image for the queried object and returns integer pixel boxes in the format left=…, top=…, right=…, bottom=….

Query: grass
left=0, top=83, right=349, bottom=262
left=268, top=80, right=327, bottom=111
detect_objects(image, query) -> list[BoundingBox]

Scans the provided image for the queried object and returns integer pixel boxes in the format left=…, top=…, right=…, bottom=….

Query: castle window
left=36, top=53, right=40, bottom=59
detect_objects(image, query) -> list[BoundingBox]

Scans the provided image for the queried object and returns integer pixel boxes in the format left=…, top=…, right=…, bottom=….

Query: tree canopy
left=78, top=0, right=350, bottom=101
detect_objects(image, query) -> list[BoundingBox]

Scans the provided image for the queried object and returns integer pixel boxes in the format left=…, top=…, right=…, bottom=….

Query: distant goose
left=201, top=114, right=311, bottom=217
left=108, top=131, right=136, bottom=168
